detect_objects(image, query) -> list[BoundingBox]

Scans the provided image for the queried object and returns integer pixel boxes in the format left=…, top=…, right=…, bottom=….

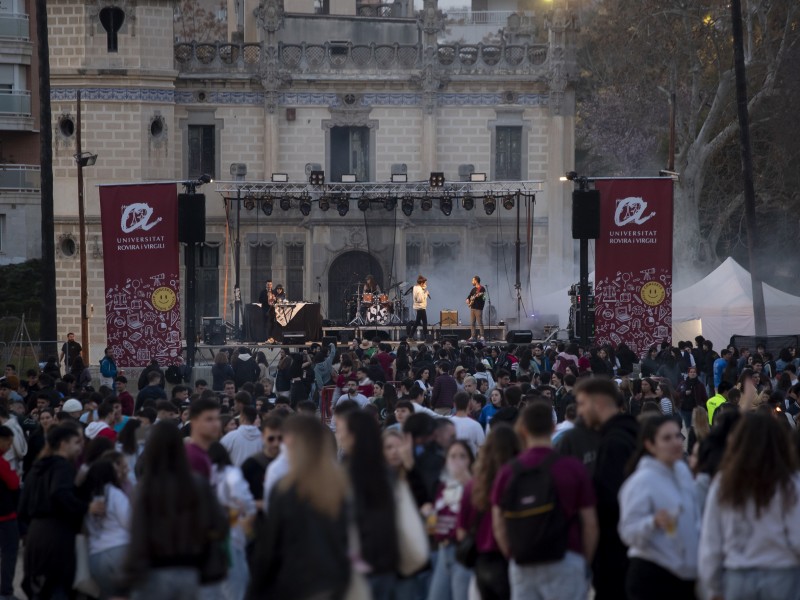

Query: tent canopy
left=672, top=257, right=800, bottom=350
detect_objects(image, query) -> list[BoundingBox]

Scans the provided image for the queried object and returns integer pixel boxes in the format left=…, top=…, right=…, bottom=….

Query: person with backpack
left=491, top=401, right=598, bottom=600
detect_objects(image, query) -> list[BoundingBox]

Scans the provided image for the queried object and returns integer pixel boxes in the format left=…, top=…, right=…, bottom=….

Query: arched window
left=99, top=7, right=125, bottom=52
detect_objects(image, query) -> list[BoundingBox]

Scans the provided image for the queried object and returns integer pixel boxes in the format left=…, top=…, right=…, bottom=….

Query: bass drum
left=366, top=305, right=391, bottom=325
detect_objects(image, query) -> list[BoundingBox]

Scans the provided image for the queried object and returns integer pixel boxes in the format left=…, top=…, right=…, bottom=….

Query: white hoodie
left=220, top=424, right=263, bottom=467
left=618, top=456, right=700, bottom=581
left=699, top=473, right=800, bottom=599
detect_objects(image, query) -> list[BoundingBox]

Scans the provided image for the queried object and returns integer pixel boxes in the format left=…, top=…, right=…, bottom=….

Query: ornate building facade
left=48, top=0, right=578, bottom=361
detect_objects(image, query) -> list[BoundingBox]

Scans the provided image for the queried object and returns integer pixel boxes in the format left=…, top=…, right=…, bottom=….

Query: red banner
left=100, top=184, right=182, bottom=367
left=593, top=178, right=673, bottom=354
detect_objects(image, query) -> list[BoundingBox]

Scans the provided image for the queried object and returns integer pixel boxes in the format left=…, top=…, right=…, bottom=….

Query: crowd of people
left=1, top=333, right=800, bottom=600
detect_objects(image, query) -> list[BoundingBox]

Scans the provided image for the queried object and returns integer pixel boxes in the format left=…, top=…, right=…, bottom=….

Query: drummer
left=363, top=274, right=381, bottom=297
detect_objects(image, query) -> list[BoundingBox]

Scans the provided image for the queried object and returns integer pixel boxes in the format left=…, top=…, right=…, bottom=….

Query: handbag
left=395, top=478, right=430, bottom=576
left=455, top=510, right=484, bottom=568
left=73, top=533, right=101, bottom=597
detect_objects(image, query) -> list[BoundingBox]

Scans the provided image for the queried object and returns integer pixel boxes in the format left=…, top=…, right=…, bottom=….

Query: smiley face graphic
left=152, top=287, right=177, bottom=312
left=640, top=281, right=666, bottom=307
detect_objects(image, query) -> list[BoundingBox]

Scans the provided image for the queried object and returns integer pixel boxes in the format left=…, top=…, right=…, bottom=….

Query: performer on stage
left=258, top=279, right=278, bottom=343
left=466, top=275, right=486, bottom=342
left=274, top=284, right=287, bottom=303
left=406, top=275, right=430, bottom=339
left=363, top=274, right=381, bottom=295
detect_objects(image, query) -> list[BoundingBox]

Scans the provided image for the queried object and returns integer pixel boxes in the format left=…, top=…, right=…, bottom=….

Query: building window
left=99, top=7, right=125, bottom=52
left=495, top=126, right=522, bottom=180
left=250, top=245, right=273, bottom=302
left=330, top=126, right=370, bottom=183
left=286, top=244, right=304, bottom=300
left=0, top=214, right=5, bottom=253
left=431, top=242, right=459, bottom=265
left=406, top=243, right=421, bottom=281
left=194, top=245, right=219, bottom=323
left=188, top=124, right=215, bottom=179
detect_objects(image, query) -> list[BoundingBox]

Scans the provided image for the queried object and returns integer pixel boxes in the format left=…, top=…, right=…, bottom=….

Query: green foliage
left=0, top=259, right=42, bottom=338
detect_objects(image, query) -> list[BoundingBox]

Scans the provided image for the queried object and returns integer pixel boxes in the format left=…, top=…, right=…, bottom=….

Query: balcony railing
left=0, top=14, right=30, bottom=39
left=0, top=91, right=31, bottom=115
left=0, top=165, right=41, bottom=192
left=174, top=41, right=548, bottom=75
left=355, top=3, right=402, bottom=18
left=444, top=10, right=533, bottom=25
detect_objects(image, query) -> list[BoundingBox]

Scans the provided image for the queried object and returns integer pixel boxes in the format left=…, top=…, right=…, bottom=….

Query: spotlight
left=261, top=196, right=273, bottom=216
left=309, top=170, right=325, bottom=185
left=357, top=196, right=370, bottom=212
left=319, top=195, right=331, bottom=211
left=243, top=194, right=256, bottom=211
left=440, top=195, right=453, bottom=216
left=421, top=196, right=433, bottom=211
left=198, top=173, right=213, bottom=184
left=384, top=196, right=397, bottom=211
left=565, top=171, right=579, bottom=181
left=279, top=196, right=291, bottom=211
left=483, top=195, right=496, bottom=215
left=429, top=172, right=445, bottom=187
left=461, top=194, right=474, bottom=211
left=401, top=196, right=414, bottom=217
left=299, top=194, right=312, bottom=216
left=503, top=194, right=515, bottom=210
left=336, top=195, right=349, bottom=216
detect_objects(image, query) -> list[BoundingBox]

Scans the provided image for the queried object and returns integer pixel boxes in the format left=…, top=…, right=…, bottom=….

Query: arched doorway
left=328, top=251, right=383, bottom=323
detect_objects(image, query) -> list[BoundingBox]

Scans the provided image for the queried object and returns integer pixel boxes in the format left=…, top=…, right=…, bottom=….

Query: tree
left=174, top=0, right=227, bottom=43
left=575, top=0, right=799, bottom=284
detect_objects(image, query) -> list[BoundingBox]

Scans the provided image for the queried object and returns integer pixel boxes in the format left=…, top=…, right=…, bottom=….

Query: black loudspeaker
left=282, top=331, right=305, bottom=345
left=572, top=189, right=601, bottom=240
left=506, top=330, right=533, bottom=344
left=178, top=193, right=206, bottom=244
left=322, top=336, right=338, bottom=347
left=202, top=317, right=225, bottom=345
left=338, top=329, right=355, bottom=343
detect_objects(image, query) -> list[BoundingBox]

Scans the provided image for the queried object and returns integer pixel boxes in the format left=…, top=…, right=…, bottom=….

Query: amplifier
left=202, top=317, right=225, bottom=345
left=440, top=310, right=458, bottom=326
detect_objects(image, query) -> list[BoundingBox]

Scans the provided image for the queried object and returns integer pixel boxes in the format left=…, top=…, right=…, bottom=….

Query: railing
left=0, top=90, right=31, bottom=115
left=444, top=10, right=532, bottom=25
left=0, top=165, right=41, bottom=192
left=0, top=14, right=29, bottom=39
left=174, top=41, right=548, bottom=74
left=355, top=3, right=400, bottom=18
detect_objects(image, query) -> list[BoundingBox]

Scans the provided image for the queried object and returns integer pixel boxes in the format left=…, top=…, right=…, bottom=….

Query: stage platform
left=321, top=324, right=508, bottom=343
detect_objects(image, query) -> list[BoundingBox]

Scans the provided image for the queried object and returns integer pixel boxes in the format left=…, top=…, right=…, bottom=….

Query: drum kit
left=347, top=282, right=407, bottom=326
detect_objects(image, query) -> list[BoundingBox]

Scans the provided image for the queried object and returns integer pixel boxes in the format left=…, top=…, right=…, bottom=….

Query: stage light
left=440, top=195, right=453, bottom=216
left=384, top=196, right=397, bottom=211
left=391, top=174, right=408, bottom=183
left=461, top=194, right=474, bottom=210
left=336, top=195, right=349, bottom=216
left=279, top=196, right=291, bottom=211
left=319, top=195, right=331, bottom=211
left=401, top=196, right=414, bottom=216
left=470, top=173, right=487, bottom=182
left=503, top=194, right=515, bottom=210
left=309, top=170, right=325, bottom=185
left=565, top=171, right=579, bottom=181
left=483, top=195, right=496, bottom=215
left=299, top=194, right=312, bottom=216
left=421, top=196, right=433, bottom=211
left=341, top=174, right=357, bottom=183
left=261, top=196, right=273, bottom=216
left=243, top=194, right=256, bottom=211
left=358, top=196, right=370, bottom=212
left=198, top=173, right=213, bottom=184
left=271, top=173, right=289, bottom=182
left=429, top=172, right=445, bottom=187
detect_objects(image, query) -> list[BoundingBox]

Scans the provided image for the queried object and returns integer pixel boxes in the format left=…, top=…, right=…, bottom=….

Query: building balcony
left=0, top=14, right=30, bottom=40
left=0, top=90, right=33, bottom=130
left=444, top=10, right=532, bottom=25
left=174, top=40, right=548, bottom=78
left=0, top=165, right=41, bottom=192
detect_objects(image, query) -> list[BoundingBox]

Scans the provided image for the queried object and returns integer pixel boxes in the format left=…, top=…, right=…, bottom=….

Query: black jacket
left=248, top=485, right=349, bottom=600
left=554, top=419, right=601, bottom=476
left=592, top=413, right=639, bottom=580
left=234, top=358, right=260, bottom=389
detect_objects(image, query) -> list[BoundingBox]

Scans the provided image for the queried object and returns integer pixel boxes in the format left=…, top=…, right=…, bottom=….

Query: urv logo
left=614, top=197, right=656, bottom=227
left=121, top=203, right=162, bottom=233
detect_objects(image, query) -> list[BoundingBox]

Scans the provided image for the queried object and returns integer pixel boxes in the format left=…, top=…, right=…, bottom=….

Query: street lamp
left=74, top=90, right=97, bottom=365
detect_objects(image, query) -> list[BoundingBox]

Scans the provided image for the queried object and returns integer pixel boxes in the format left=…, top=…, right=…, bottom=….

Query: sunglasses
left=266, top=435, right=282, bottom=443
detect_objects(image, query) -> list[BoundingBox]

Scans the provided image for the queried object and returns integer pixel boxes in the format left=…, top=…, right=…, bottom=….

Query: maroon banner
left=100, top=184, right=182, bottom=367
left=593, top=178, right=673, bottom=354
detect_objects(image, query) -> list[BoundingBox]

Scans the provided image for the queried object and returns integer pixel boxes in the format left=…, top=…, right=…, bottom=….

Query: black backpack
left=499, top=452, right=570, bottom=564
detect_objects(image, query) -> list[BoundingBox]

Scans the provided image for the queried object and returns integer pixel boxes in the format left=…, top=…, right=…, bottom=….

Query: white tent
left=533, top=273, right=595, bottom=330
left=672, top=257, right=800, bottom=350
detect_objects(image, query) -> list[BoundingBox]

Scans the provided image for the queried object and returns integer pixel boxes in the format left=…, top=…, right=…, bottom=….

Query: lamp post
left=74, top=89, right=97, bottom=365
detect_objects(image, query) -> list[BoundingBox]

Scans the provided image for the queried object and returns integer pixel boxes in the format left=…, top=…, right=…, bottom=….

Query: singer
left=466, top=275, right=486, bottom=342
left=406, top=274, right=429, bottom=339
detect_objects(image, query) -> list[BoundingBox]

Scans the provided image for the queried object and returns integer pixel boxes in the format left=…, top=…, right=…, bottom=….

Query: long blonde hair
left=691, top=406, right=710, bottom=441
left=280, top=415, right=348, bottom=519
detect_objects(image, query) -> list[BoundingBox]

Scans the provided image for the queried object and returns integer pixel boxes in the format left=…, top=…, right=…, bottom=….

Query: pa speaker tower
left=178, top=193, right=206, bottom=244
left=571, top=189, right=600, bottom=240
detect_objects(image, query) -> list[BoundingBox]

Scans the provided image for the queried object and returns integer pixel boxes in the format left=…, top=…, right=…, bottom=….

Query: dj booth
left=244, top=302, right=322, bottom=342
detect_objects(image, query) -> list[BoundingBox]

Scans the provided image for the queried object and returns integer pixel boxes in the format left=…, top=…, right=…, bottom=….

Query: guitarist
left=466, top=275, right=487, bottom=342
